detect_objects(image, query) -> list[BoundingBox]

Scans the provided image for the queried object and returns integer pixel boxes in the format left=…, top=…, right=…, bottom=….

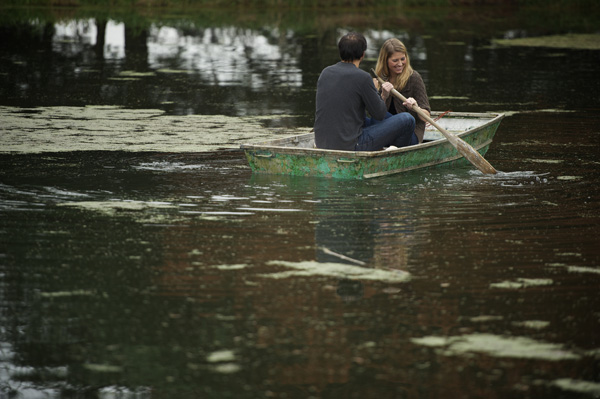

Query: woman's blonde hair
left=375, top=38, right=413, bottom=91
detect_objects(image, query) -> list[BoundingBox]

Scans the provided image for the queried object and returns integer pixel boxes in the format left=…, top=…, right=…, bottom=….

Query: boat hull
left=241, top=112, right=504, bottom=179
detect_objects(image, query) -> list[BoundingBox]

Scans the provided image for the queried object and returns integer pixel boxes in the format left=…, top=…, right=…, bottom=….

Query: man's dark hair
left=338, top=32, right=367, bottom=62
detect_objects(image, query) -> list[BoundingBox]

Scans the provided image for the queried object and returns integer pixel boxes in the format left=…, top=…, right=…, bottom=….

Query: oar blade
left=455, top=139, right=497, bottom=174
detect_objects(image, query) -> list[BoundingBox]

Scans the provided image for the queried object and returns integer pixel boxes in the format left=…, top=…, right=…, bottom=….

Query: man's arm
left=362, top=74, right=387, bottom=121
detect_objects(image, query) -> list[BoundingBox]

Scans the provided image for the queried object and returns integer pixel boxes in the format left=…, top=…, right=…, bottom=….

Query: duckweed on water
left=214, top=264, right=248, bottom=270
left=0, top=106, right=304, bottom=153
left=547, top=263, right=600, bottom=275
left=206, top=350, right=236, bottom=363
left=83, top=363, right=123, bottom=373
left=411, top=333, right=581, bottom=361
left=469, top=315, right=504, bottom=322
left=512, top=320, right=550, bottom=330
left=57, top=200, right=176, bottom=215
left=38, top=290, right=95, bottom=298
left=206, top=350, right=241, bottom=374
left=493, top=34, right=600, bottom=50
left=490, top=278, right=553, bottom=289
left=261, top=260, right=410, bottom=283
left=552, top=378, right=600, bottom=396
left=119, top=71, right=156, bottom=77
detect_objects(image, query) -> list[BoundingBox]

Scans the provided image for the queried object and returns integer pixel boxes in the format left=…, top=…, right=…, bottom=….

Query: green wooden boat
left=241, top=112, right=504, bottom=179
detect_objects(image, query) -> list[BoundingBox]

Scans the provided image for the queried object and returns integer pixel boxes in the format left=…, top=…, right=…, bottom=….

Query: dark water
left=1, top=5, right=600, bottom=399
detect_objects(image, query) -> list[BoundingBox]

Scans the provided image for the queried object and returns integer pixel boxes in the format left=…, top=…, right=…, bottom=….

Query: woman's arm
left=411, top=72, right=431, bottom=122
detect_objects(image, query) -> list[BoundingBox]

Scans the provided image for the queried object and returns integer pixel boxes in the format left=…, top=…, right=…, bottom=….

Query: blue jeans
left=355, top=112, right=417, bottom=151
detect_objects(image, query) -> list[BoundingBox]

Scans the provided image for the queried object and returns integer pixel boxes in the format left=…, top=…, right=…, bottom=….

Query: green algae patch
left=119, top=70, right=156, bottom=77
left=214, top=264, right=248, bottom=270
left=58, top=200, right=176, bottom=215
left=526, top=158, right=563, bottom=164
left=206, top=350, right=236, bottom=363
left=206, top=350, right=241, bottom=374
left=157, top=68, right=191, bottom=74
left=469, top=315, right=504, bottom=323
left=557, top=176, right=583, bottom=181
left=552, top=379, right=600, bottom=396
left=39, top=290, right=95, bottom=298
left=261, top=260, right=410, bottom=283
left=0, top=105, right=301, bottom=153
left=490, top=278, right=553, bottom=289
left=108, top=77, right=140, bottom=81
left=493, top=34, right=600, bottom=50
left=212, top=363, right=241, bottom=373
left=512, top=320, right=550, bottom=330
left=411, top=333, right=580, bottom=361
left=83, top=363, right=123, bottom=373
left=547, top=263, right=600, bottom=275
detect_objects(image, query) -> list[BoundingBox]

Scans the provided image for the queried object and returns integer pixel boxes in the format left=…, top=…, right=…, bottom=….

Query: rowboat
left=241, top=112, right=504, bottom=179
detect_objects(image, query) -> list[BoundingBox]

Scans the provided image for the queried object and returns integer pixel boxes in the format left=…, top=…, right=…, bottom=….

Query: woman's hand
left=403, top=97, right=418, bottom=109
left=381, top=82, right=393, bottom=100
left=403, top=97, right=430, bottom=121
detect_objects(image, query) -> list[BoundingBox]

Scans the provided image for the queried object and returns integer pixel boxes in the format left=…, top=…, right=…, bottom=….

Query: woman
left=373, top=38, right=431, bottom=144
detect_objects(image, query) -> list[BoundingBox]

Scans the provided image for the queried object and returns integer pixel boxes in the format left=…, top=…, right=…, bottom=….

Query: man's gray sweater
left=314, top=62, right=387, bottom=151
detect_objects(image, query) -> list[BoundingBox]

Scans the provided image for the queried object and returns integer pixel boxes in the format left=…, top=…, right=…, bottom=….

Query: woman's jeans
left=355, top=112, right=417, bottom=151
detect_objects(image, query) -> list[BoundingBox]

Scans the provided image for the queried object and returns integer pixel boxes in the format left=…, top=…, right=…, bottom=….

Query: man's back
left=314, top=62, right=386, bottom=151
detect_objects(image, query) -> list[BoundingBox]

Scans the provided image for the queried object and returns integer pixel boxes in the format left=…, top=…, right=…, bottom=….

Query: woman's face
left=387, top=51, right=407, bottom=76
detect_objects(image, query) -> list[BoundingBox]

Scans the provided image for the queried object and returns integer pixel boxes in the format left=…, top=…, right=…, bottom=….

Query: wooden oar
left=371, top=69, right=497, bottom=175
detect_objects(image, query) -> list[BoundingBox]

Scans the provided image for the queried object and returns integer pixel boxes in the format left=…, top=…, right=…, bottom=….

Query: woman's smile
left=388, top=51, right=407, bottom=77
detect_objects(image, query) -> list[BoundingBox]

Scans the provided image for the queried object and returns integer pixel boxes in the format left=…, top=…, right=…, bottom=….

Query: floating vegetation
left=469, top=315, right=504, bottom=323
left=133, top=162, right=209, bottom=171
left=206, top=350, right=240, bottom=374
left=512, top=320, right=550, bottom=330
left=552, top=378, right=600, bottom=396
left=525, top=158, right=564, bottom=164
left=206, top=350, right=236, bottom=363
left=38, top=290, right=95, bottom=298
left=212, top=363, right=241, bottom=374
left=119, top=70, right=156, bottom=77
left=58, top=200, right=176, bottom=215
left=0, top=105, right=303, bottom=153
left=157, top=68, right=190, bottom=74
left=237, top=207, right=302, bottom=212
left=490, top=278, right=553, bottom=289
left=214, top=264, right=248, bottom=270
left=83, top=363, right=123, bottom=373
left=493, top=34, right=600, bottom=50
left=411, top=333, right=581, bottom=361
left=547, top=263, right=600, bottom=275
left=260, top=260, right=410, bottom=283
left=108, top=77, right=140, bottom=81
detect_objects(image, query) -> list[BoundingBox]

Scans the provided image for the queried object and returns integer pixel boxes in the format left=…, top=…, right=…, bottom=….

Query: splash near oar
left=371, top=69, right=497, bottom=175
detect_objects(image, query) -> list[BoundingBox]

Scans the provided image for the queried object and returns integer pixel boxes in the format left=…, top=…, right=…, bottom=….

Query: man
left=314, top=32, right=417, bottom=151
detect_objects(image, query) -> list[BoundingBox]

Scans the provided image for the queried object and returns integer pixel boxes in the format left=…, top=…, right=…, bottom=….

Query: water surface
left=1, top=4, right=599, bottom=398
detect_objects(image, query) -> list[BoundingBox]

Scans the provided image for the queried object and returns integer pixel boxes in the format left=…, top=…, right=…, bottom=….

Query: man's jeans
left=355, top=112, right=417, bottom=151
